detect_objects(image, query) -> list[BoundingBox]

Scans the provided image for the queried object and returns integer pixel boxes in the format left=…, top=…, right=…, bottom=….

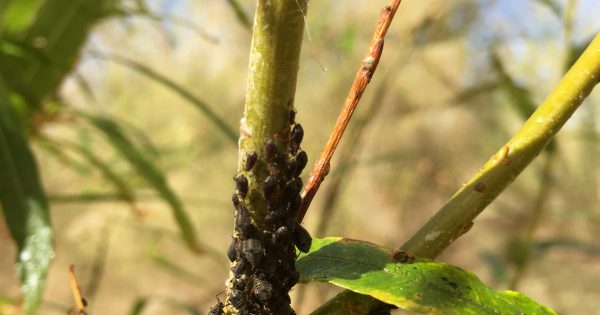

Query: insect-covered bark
left=210, top=1, right=309, bottom=314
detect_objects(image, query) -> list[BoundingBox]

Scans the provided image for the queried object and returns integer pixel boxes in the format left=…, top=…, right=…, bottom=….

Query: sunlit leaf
left=299, top=237, right=556, bottom=315
left=0, top=86, right=53, bottom=315
left=82, top=114, right=200, bottom=252
left=0, top=0, right=120, bottom=110
left=0, top=0, right=46, bottom=33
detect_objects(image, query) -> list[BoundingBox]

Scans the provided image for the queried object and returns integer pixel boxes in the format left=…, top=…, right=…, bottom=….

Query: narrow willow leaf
left=129, top=297, right=149, bottom=315
left=452, top=81, right=500, bottom=104
left=491, top=54, right=558, bottom=155
left=151, top=253, right=204, bottom=283
left=490, top=53, right=537, bottom=119
left=83, top=114, right=200, bottom=252
left=0, top=0, right=120, bottom=109
left=225, top=0, right=252, bottom=30
left=89, top=51, right=238, bottom=144
left=0, top=93, right=53, bottom=315
left=299, top=237, right=556, bottom=315
left=56, top=138, right=142, bottom=216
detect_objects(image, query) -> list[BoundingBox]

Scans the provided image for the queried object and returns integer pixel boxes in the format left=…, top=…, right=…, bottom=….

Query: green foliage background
left=0, top=0, right=599, bottom=314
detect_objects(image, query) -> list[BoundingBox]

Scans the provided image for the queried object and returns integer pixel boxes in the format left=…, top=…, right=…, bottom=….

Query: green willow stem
left=222, top=0, right=307, bottom=313
left=241, top=0, right=306, bottom=155
left=238, top=0, right=307, bottom=218
left=313, top=33, right=600, bottom=315
left=401, top=33, right=600, bottom=258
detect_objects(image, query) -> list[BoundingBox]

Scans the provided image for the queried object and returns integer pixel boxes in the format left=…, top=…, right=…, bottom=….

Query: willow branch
left=315, top=32, right=600, bottom=315
left=298, top=0, right=403, bottom=222
left=401, top=33, right=600, bottom=257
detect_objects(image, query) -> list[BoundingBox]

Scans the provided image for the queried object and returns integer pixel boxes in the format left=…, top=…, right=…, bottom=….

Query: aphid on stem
left=244, top=152, right=258, bottom=171
left=235, top=174, right=249, bottom=198
left=391, top=250, right=414, bottom=263
left=293, top=224, right=312, bottom=253
left=264, top=140, right=277, bottom=162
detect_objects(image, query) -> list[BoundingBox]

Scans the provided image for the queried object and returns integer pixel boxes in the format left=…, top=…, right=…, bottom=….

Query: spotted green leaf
left=298, top=237, right=556, bottom=315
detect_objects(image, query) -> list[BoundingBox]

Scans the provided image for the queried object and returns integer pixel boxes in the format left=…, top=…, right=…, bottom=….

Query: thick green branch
left=314, top=32, right=600, bottom=315
left=401, top=33, right=600, bottom=258
left=242, top=0, right=307, bottom=158
left=217, top=1, right=308, bottom=314
left=239, top=0, right=308, bottom=222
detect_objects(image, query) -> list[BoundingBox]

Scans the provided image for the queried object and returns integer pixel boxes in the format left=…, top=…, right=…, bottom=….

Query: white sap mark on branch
left=425, top=231, right=442, bottom=242
left=240, top=117, right=252, bottom=138
left=362, top=56, right=376, bottom=71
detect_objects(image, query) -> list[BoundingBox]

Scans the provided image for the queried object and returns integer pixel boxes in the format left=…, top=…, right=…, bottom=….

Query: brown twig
left=68, top=265, right=88, bottom=315
left=297, top=0, right=402, bottom=222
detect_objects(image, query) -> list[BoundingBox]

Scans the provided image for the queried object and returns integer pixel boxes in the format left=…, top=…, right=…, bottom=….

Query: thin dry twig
left=68, top=265, right=88, bottom=315
left=297, top=0, right=403, bottom=222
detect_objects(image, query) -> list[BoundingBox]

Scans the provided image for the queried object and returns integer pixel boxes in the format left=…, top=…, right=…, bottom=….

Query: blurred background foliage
left=0, top=0, right=599, bottom=314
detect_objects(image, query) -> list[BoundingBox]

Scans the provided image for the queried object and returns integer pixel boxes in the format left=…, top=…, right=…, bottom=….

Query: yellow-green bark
left=314, top=33, right=600, bottom=315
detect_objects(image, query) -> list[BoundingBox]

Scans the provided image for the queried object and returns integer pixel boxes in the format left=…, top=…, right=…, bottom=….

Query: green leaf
left=83, top=114, right=200, bottom=252
left=89, top=51, right=238, bottom=144
left=0, top=0, right=46, bottom=33
left=225, top=0, right=252, bottom=30
left=298, top=237, right=556, bottom=315
left=490, top=53, right=537, bottom=120
left=0, top=86, right=53, bottom=315
left=0, top=0, right=120, bottom=109
left=49, top=137, right=141, bottom=215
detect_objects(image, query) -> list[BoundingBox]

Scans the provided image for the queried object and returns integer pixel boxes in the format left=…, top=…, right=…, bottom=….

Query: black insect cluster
left=211, top=110, right=312, bottom=315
